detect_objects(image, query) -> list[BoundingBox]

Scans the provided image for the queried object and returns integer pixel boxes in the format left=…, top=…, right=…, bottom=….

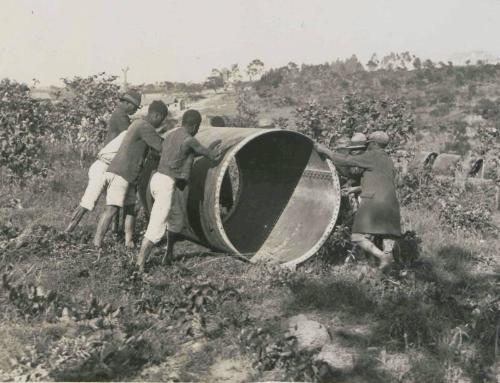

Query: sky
left=1, top=0, right=500, bottom=86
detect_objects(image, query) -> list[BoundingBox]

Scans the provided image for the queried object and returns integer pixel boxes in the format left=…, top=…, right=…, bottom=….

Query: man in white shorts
left=136, top=109, right=222, bottom=272
left=93, top=101, right=168, bottom=249
left=65, top=130, right=128, bottom=233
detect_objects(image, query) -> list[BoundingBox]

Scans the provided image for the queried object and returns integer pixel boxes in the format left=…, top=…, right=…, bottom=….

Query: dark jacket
left=107, top=119, right=162, bottom=184
left=104, top=107, right=130, bottom=145
left=330, top=146, right=402, bottom=236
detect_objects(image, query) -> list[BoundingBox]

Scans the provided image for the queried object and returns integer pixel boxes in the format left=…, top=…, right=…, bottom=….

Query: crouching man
left=315, top=131, right=402, bottom=269
left=93, top=101, right=168, bottom=249
left=136, top=109, right=222, bottom=272
left=65, top=129, right=128, bottom=233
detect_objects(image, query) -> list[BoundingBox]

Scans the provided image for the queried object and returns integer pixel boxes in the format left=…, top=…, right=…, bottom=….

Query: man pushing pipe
left=93, top=101, right=168, bottom=249
left=65, top=90, right=142, bottom=236
left=315, top=131, right=402, bottom=269
left=136, top=109, right=223, bottom=272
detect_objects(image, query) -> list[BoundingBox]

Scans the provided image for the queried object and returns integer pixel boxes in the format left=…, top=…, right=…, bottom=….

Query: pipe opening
left=217, top=131, right=339, bottom=264
left=468, top=158, right=483, bottom=177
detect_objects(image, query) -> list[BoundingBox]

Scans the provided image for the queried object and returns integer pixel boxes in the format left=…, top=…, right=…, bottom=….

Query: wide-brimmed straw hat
left=120, top=90, right=142, bottom=108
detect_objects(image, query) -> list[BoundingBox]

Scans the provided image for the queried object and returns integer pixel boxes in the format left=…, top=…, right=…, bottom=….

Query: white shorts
left=80, top=160, right=108, bottom=211
left=144, top=172, right=175, bottom=244
left=104, top=172, right=137, bottom=208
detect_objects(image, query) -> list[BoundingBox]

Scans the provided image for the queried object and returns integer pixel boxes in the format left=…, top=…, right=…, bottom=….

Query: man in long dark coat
left=315, top=131, right=402, bottom=268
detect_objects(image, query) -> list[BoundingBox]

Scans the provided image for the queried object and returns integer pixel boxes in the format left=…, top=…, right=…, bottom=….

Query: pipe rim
left=213, top=129, right=341, bottom=268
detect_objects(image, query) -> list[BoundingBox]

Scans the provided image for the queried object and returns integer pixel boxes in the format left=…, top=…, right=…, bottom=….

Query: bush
left=294, top=93, right=415, bottom=152
left=225, top=88, right=259, bottom=127
left=473, top=98, right=500, bottom=121
left=49, top=73, right=120, bottom=154
left=1, top=74, right=121, bottom=183
left=396, top=168, right=497, bottom=234
left=0, top=79, right=52, bottom=182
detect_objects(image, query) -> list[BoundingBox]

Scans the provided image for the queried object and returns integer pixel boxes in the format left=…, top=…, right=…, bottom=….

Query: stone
left=287, top=314, right=330, bottom=351
left=314, top=343, right=354, bottom=372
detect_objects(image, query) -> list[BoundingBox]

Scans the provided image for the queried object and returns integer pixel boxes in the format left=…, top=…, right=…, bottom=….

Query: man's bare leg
left=65, top=206, right=88, bottom=233
left=112, top=209, right=121, bottom=234
left=123, top=205, right=136, bottom=249
left=162, top=231, right=179, bottom=263
left=93, top=205, right=119, bottom=248
left=137, top=237, right=155, bottom=272
left=351, top=233, right=391, bottom=268
left=381, top=239, right=395, bottom=269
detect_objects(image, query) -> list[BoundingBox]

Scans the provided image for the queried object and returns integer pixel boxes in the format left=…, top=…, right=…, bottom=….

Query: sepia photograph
left=0, top=0, right=499, bottom=381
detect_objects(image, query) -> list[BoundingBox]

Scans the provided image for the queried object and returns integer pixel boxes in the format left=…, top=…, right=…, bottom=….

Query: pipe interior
left=218, top=131, right=337, bottom=262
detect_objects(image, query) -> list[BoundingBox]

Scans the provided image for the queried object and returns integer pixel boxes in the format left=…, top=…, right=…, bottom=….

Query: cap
left=120, top=90, right=142, bottom=108
left=367, top=131, right=390, bottom=146
left=334, top=133, right=368, bottom=149
left=347, top=132, right=368, bottom=149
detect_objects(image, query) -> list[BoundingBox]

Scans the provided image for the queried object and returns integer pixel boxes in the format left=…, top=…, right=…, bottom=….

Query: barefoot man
left=65, top=90, right=141, bottom=233
left=93, top=100, right=168, bottom=249
left=106, top=90, right=142, bottom=234
left=65, top=129, right=128, bottom=233
left=136, top=109, right=222, bottom=271
left=315, top=131, right=402, bottom=269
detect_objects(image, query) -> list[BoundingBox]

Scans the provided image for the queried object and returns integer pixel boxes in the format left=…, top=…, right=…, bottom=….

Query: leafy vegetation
left=1, top=56, right=499, bottom=381
left=0, top=79, right=51, bottom=182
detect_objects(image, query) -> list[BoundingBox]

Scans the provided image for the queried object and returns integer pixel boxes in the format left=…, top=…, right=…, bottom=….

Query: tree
left=344, top=55, right=365, bottom=73
left=423, top=59, right=435, bottom=70
left=229, top=64, right=243, bottom=86
left=287, top=62, right=299, bottom=73
left=205, top=75, right=224, bottom=93
left=412, top=57, right=422, bottom=70
left=366, top=53, right=379, bottom=71
left=246, top=59, right=265, bottom=81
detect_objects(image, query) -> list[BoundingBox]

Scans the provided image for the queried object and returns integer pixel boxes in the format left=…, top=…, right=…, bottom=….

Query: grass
left=0, top=137, right=499, bottom=382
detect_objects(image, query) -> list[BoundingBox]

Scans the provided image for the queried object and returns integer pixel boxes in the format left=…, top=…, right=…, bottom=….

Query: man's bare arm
left=314, top=142, right=372, bottom=169
left=186, top=138, right=223, bottom=161
left=140, top=125, right=163, bottom=152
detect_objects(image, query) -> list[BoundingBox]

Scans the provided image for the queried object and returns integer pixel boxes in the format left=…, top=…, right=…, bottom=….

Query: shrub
left=0, top=79, right=52, bottom=183
left=294, top=93, right=415, bottom=153
left=396, top=168, right=497, bottom=234
left=225, top=88, right=259, bottom=127
left=49, top=73, right=120, bottom=154
left=473, top=98, right=500, bottom=121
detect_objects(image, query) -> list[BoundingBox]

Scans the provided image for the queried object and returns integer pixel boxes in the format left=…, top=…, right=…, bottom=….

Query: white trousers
left=144, top=172, right=175, bottom=244
left=80, top=160, right=108, bottom=211
left=104, top=172, right=136, bottom=207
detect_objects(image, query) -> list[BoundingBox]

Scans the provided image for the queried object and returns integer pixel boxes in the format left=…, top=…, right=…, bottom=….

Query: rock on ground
left=287, top=314, right=330, bottom=351
left=314, top=342, right=355, bottom=372
left=209, top=357, right=255, bottom=382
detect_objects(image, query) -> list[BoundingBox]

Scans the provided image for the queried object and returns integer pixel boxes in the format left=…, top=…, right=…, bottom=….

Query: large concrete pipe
left=432, top=153, right=461, bottom=177
left=138, top=127, right=341, bottom=268
left=409, top=151, right=439, bottom=171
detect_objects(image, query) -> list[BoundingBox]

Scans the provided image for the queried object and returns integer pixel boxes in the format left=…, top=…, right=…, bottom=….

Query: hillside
left=0, top=63, right=499, bottom=382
